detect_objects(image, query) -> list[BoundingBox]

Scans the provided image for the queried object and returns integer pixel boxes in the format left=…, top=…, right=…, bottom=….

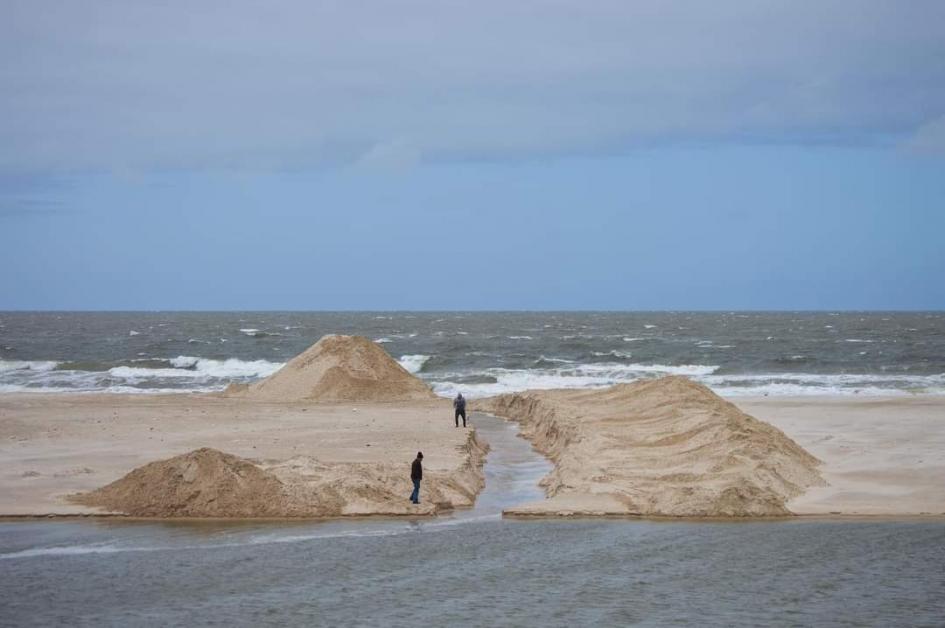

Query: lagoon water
left=2, top=415, right=943, bottom=627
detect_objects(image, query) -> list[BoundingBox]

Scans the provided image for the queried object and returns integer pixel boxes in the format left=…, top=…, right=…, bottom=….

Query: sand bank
left=0, top=394, right=483, bottom=517
left=477, top=377, right=826, bottom=517
left=3, top=330, right=941, bottom=519
left=1, top=336, right=484, bottom=518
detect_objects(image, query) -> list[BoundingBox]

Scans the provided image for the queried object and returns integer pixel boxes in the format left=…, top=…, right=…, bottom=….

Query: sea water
left=2, top=311, right=944, bottom=397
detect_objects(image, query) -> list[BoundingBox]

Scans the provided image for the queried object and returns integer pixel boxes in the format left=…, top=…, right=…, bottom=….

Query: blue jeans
left=410, top=479, right=420, bottom=503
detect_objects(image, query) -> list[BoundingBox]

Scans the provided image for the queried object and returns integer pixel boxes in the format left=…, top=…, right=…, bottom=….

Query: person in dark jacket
left=409, top=452, right=423, bottom=504
left=453, top=393, right=467, bottom=428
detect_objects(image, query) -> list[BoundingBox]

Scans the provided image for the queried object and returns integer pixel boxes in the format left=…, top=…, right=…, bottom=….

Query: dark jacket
left=453, top=395, right=466, bottom=411
left=411, top=458, right=423, bottom=481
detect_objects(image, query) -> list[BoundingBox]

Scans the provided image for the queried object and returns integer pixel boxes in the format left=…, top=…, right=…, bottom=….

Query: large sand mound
left=234, top=335, right=436, bottom=402
left=71, top=448, right=289, bottom=517
left=477, top=376, right=825, bottom=517
left=72, top=436, right=487, bottom=518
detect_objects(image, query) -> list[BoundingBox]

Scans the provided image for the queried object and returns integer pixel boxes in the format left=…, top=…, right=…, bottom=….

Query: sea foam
left=397, top=354, right=431, bottom=374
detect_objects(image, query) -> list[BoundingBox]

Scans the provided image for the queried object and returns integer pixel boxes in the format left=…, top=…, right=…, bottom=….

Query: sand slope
left=477, top=376, right=825, bottom=517
left=230, top=334, right=436, bottom=402
left=72, top=435, right=487, bottom=518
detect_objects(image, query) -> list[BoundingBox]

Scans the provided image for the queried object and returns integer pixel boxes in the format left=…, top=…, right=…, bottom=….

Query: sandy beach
left=0, top=393, right=484, bottom=517
left=1, top=383, right=941, bottom=518
left=738, top=395, right=945, bottom=516
left=478, top=382, right=944, bottom=518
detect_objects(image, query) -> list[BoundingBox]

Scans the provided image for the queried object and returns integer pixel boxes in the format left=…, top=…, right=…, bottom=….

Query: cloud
left=0, top=173, right=71, bottom=218
left=355, top=140, right=421, bottom=173
left=0, top=198, right=66, bottom=218
left=2, top=0, right=945, bottom=172
left=903, top=115, right=945, bottom=155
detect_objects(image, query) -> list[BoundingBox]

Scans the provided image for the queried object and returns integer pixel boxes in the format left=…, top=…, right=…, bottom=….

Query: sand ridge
left=228, top=334, right=436, bottom=402
left=477, top=376, right=826, bottom=517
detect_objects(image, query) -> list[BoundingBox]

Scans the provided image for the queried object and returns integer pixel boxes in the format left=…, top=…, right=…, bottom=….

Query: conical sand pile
left=72, top=448, right=289, bottom=517
left=234, top=335, right=436, bottom=402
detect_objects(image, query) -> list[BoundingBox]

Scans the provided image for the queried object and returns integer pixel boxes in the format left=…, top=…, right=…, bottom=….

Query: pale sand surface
left=0, top=393, right=479, bottom=516
left=479, top=378, right=826, bottom=518
left=2, top=389, right=942, bottom=518
left=735, top=395, right=945, bottom=516
left=479, top=380, right=944, bottom=518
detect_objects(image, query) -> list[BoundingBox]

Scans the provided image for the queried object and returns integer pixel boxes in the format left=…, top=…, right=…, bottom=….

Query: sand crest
left=228, top=334, right=436, bottom=402
left=476, top=376, right=826, bottom=517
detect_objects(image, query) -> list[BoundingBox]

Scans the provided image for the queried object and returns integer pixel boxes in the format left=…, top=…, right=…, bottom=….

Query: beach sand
left=478, top=381, right=944, bottom=518
left=737, top=395, right=945, bottom=516
left=1, top=387, right=941, bottom=518
left=0, top=393, right=483, bottom=517
left=478, top=377, right=827, bottom=518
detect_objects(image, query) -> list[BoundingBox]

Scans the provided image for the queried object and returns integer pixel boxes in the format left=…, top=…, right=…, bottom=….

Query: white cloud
left=2, top=0, right=945, bottom=172
left=355, top=140, right=421, bottom=173
left=903, top=115, right=945, bottom=155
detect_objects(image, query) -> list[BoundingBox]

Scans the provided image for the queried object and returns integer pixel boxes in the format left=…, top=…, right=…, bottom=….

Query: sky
left=1, top=0, right=944, bottom=310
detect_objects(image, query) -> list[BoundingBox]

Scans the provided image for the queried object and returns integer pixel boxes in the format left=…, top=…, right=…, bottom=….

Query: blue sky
left=2, top=1, right=944, bottom=309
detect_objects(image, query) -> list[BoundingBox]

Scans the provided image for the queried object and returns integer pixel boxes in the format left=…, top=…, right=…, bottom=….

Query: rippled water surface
left=2, top=311, right=944, bottom=396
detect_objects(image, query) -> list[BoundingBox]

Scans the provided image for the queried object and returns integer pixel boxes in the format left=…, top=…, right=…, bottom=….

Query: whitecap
left=591, top=350, right=632, bottom=359
left=429, top=362, right=720, bottom=398
left=109, top=357, right=284, bottom=380
left=0, top=360, right=59, bottom=373
left=536, top=355, right=577, bottom=364
left=398, top=354, right=431, bottom=374
left=239, top=328, right=272, bottom=337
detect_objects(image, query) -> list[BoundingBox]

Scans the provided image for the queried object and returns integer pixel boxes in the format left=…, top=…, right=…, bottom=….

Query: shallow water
left=1, top=416, right=943, bottom=627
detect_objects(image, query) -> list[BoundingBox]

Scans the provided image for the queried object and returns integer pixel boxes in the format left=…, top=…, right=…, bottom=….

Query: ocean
left=1, top=311, right=944, bottom=397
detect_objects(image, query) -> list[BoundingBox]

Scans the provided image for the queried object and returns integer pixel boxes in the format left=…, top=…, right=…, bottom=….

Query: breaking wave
left=0, top=357, right=284, bottom=393
left=398, top=354, right=432, bottom=374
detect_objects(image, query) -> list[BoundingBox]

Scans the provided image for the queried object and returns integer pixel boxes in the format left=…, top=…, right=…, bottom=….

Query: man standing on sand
left=409, top=452, right=423, bottom=504
left=453, top=392, right=467, bottom=428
